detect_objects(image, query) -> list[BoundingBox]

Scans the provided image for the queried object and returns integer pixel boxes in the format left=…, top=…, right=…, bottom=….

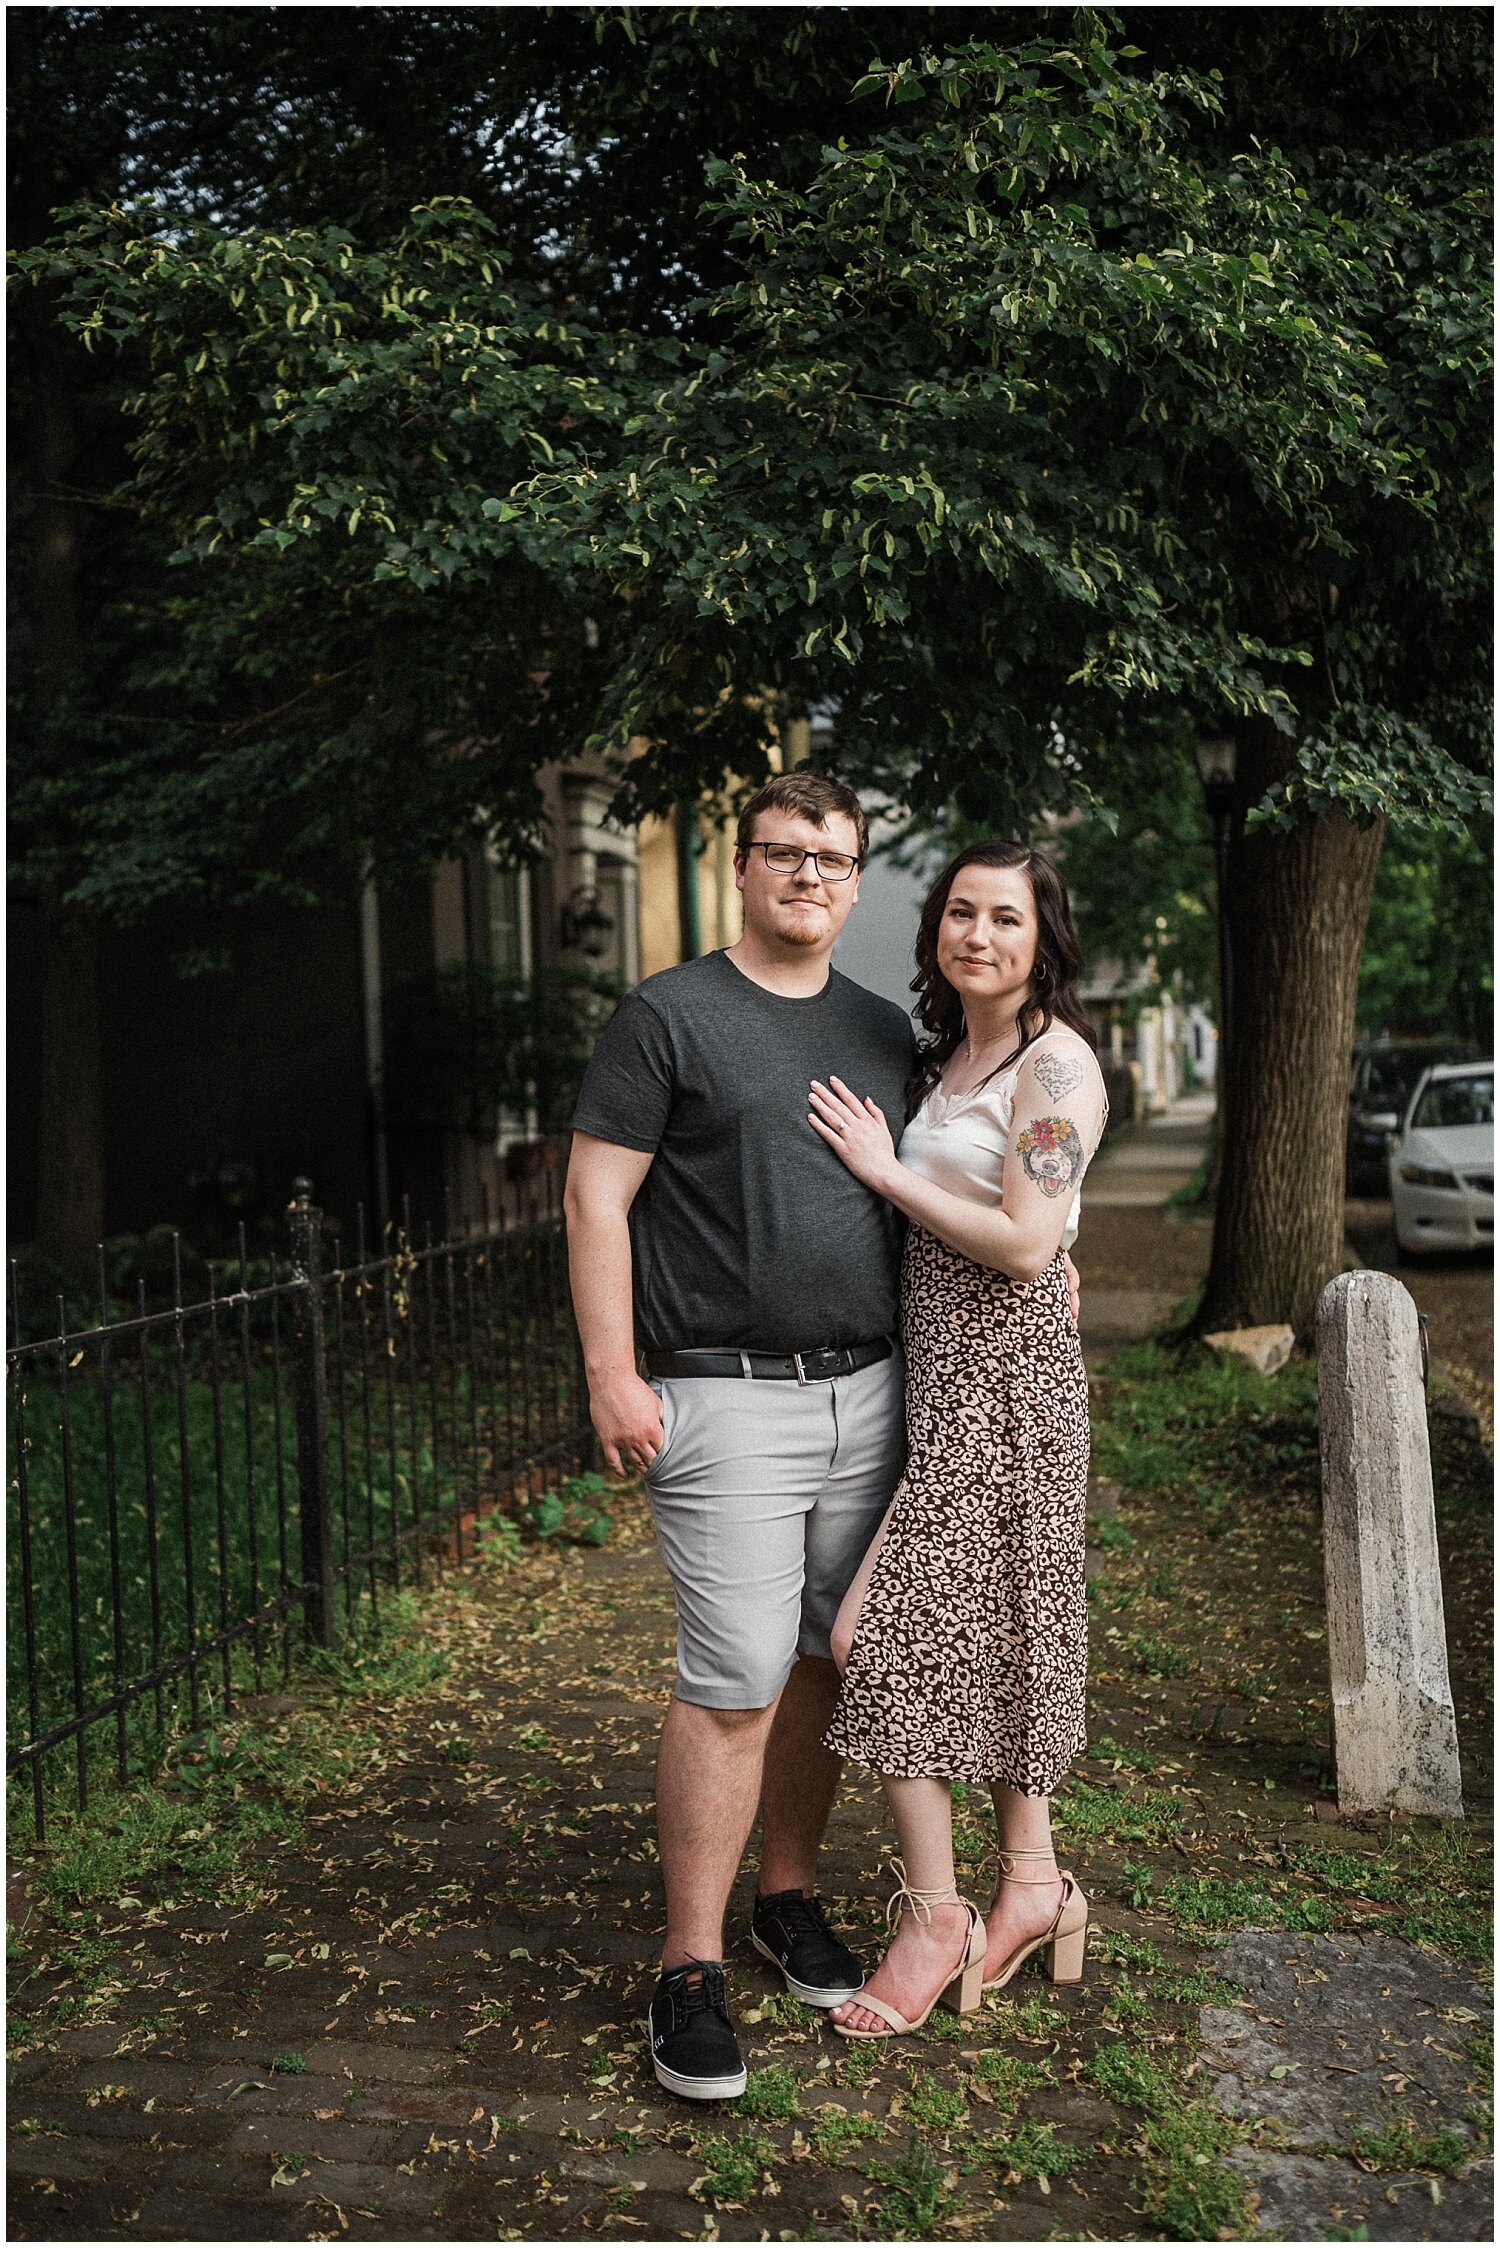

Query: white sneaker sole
left=644, top=2021, right=748, bottom=2101
left=750, top=1928, right=866, bottom=2008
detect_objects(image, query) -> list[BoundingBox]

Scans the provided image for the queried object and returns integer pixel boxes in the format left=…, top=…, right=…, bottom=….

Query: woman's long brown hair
left=908, top=839, right=1096, bottom=1116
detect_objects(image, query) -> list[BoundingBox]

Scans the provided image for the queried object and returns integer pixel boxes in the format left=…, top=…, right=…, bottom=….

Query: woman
left=806, top=839, right=1106, bottom=2039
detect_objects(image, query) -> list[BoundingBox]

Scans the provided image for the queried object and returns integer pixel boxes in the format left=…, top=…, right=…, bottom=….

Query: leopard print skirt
left=823, top=1224, right=1089, bottom=1793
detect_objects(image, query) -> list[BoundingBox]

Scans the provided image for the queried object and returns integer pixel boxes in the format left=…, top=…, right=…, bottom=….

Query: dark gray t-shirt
left=570, top=950, right=918, bottom=1354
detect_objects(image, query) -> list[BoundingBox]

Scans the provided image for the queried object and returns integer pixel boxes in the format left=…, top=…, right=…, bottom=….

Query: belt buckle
left=793, top=1347, right=840, bottom=1386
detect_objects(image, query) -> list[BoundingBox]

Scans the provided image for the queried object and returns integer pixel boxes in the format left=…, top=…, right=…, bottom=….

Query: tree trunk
left=25, top=317, right=108, bottom=1271
left=1196, top=717, right=1384, bottom=1342
left=35, top=894, right=105, bottom=1274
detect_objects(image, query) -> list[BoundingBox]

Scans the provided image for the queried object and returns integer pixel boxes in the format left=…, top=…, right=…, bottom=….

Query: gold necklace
left=962, top=1025, right=1021, bottom=1071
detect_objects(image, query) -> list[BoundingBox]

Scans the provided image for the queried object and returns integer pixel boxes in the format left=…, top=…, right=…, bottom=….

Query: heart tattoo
left=1033, top=1050, right=1084, bottom=1099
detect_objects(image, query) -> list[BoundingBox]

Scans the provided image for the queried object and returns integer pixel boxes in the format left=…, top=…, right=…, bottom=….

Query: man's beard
left=776, top=910, right=826, bottom=948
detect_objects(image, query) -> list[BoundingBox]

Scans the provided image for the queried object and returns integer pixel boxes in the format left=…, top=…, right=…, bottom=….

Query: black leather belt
left=642, top=1336, right=893, bottom=1386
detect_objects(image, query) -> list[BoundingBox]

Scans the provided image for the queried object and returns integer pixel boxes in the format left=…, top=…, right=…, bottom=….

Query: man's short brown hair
left=736, top=770, right=869, bottom=863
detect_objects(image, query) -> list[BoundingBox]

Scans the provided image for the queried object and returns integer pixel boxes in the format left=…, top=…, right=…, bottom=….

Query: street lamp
left=1195, top=736, right=1237, bottom=1082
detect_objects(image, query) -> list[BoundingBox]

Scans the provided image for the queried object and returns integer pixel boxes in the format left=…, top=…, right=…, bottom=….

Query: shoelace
left=768, top=1893, right=836, bottom=1942
left=666, top=1958, right=729, bottom=2027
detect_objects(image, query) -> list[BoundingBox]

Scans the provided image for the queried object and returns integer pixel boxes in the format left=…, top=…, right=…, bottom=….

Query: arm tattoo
left=1014, top=1115, right=1086, bottom=1199
left=1033, top=1050, right=1083, bottom=1099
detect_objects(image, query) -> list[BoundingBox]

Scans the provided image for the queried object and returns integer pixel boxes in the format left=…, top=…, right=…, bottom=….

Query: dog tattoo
left=1033, top=1050, right=1083, bottom=1100
left=1014, top=1115, right=1085, bottom=1198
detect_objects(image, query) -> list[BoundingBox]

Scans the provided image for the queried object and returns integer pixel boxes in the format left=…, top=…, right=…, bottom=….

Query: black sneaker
left=750, top=1888, right=866, bottom=2006
left=646, top=1958, right=748, bottom=2101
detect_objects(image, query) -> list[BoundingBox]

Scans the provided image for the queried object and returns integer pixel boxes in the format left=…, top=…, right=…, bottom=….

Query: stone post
left=1315, top=1271, right=1463, bottom=1818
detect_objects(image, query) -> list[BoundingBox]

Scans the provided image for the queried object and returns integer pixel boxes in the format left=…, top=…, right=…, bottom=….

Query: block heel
left=1047, top=1906, right=1089, bottom=1984
left=938, top=1945, right=986, bottom=2015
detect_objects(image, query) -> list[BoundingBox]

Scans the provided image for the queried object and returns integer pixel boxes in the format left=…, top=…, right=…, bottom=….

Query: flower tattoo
left=1014, top=1114, right=1085, bottom=1198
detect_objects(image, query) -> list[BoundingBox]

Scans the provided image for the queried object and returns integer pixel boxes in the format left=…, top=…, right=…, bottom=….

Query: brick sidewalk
left=9, top=1509, right=728, bottom=2241
left=6, top=1492, right=1153, bottom=2242
left=9, top=1467, right=1491, bottom=2241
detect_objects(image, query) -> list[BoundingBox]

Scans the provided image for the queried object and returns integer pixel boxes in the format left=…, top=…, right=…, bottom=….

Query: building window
left=488, top=862, right=528, bottom=979
left=484, top=857, right=535, bottom=1153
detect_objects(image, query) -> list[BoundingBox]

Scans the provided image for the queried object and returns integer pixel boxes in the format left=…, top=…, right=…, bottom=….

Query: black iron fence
left=6, top=1177, right=593, bottom=1842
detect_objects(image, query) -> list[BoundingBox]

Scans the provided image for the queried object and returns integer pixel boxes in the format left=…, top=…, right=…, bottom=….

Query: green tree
left=383, top=962, right=621, bottom=1140
left=1356, top=819, right=1494, bottom=1044
left=1051, top=727, right=1217, bottom=1013
left=13, top=9, right=1492, bottom=1331
left=7, top=3, right=994, bottom=1264
left=9, top=5, right=534, bottom=1266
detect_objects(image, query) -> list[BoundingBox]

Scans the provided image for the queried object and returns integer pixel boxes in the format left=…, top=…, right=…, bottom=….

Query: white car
left=1388, top=1062, right=1494, bottom=1256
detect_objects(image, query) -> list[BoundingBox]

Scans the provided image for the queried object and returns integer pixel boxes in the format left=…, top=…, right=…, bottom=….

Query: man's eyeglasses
left=747, top=841, right=861, bottom=882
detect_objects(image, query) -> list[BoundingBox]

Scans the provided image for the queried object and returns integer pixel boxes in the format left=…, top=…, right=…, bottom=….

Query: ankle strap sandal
left=831, top=1863, right=986, bottom=2041
left=983, top=1868, right=1090, bottom=1994
left=884, top=1856, right=962, bottom=1929
left=996, top=1846, right=1067, bottom=1886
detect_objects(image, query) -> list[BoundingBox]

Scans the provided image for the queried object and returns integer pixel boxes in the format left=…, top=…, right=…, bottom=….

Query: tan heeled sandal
left=831, top=1860, right=986, bottom=2041
left=983, top=1846, right=1089, bottom=1992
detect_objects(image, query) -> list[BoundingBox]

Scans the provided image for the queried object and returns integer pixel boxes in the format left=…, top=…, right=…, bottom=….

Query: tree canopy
left=10, top=5, right=1492, bottom=1320
left=15, top=8, right=1491, bottom=914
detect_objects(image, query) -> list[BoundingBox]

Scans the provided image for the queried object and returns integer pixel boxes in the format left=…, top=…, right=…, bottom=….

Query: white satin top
left=898, top=1029, right=1107, bottom=1253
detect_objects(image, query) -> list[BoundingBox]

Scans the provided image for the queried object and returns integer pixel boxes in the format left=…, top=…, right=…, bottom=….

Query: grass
left=1006, top=1996, right=1068, bottom=2042
left=1091, top=1338, right=1322, bottom=1528
left=969, top=2050, right=1048, bottom=2108
left=1126, top=1633, right=1190, bottom=1679
left=809, top=2106, right=883, bottom=2162
left=9, top=1591, right=448, bottom=1915
left=10, top=1321, right=1487, bottom=2242
left=1115, top=1828, right=1493, bottom=1962
left=8, top=1304, right=590, bottom=1787
left=1164, top=1151, right=1213, bottom=1212
left=909, top=2002, right=982, bottom=2041
left=835, top=2038, right=885, bottom=2090
left=752, top=1990, right=821, bottom=2029
left=896, top=2072, right=967, bottom=2135
left=690, top=2128, right=775, bottom=2205
left=1101, top=1975, right=1159, bottom=2030
left=741, top=2063, right=801, bottom=2121
left=991, top=2118, right=1081, bottom=2188
left=1346, top=2116, right=1476, bottom=2176
left=8, top=1330, right=601, bottom=1845
left=6, top=1589, right=457, bottom=2051
left=1086, top=1733, right=1157, bottom=1771
left=1090, top=1932, right=1229, bottom=2007
left=1086, top=1334, right=1492, bottom=1973
left=10, top=1367, right=303, bottom=1748
left=861, top=2136, right=957, bottom=2238
left=1086, top=2040, right=1251, bottom=2240
left=1054, top=1779, right=1186, bottom=1847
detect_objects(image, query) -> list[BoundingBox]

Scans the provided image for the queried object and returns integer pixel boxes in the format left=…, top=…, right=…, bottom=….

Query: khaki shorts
left=643, top=1349, right=906, bottom=1710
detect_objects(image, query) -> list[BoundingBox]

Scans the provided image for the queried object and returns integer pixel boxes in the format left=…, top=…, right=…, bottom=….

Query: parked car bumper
left=1390, top=1179, right=1494, bottom=1253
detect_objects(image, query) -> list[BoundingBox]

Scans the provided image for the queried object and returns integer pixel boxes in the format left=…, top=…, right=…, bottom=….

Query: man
left=565, top=772, right=1074, bottom=2100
